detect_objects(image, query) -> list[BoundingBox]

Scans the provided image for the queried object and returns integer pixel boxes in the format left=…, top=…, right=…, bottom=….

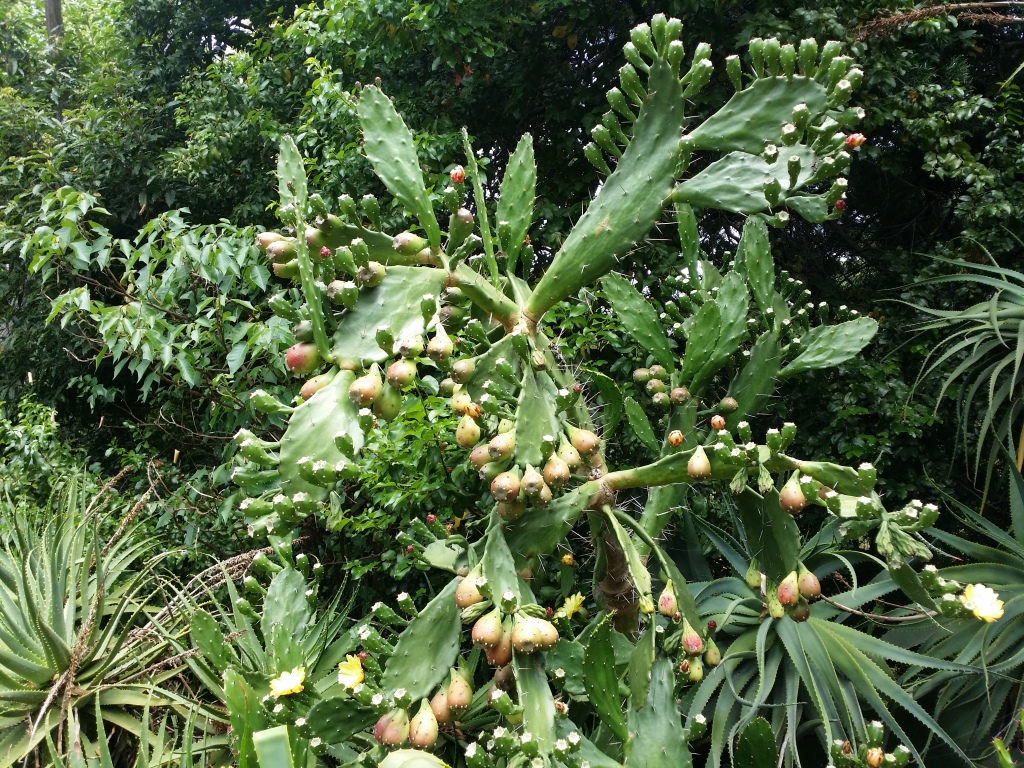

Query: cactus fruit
left=687, top=657, right=704, bottom=683
left=357, top=261, right=386, bottom=287
left=447, top=669, right=473, bottom=714
left=780, top=476, right=807, bottom=514
left=633, top=368, right=651, bottom=383
left=427, top=328, right=454, bottom=363
left=703, top=638, right=721, bottom=666
left=451, top=359, right=475, bottom=384
left=648, top=364, right=668, bottom=380
left=510, top=615, right=559, bottom=653
left=393, top=231, right=429, bottom=256
left=670, top=386, right=690, bottom=404
left=387, top=359, right=418, bottom=388
left=472, top=610, right=504, bottom=649
left=455, top=573, right=485, bottom=608
left=568, top=425, right=601, bottom=456
left=486, top=622, right=514, bottom=666
left=488, top=431, right=516, bottom=461
left=542, top=453, right=571, bottom=489
left=557, top=439, right=583, bottom=471
left=688, top=445, right=712, bottom=479
left=659, top=581, right=678, bottom=616
left=409, top=700, right=440, bottom=749
left=844, top=133, right=866, bottom=148
left=292, top=319, right=314, bottom=342
left=456, top=415, right=482, bottom=448
left=300, top=371, right=335, bottom=400
left=286, top=343, right=321, bottom=375
left=349, top=367, right=383, bottom=406
left=490, top=470, right=521, bottom=502
left=710, top=414, right=726, bottom=430
left=681, top=621, right=704, bottom=655
left=745, top=560, right=762, bottom=591
left=521, top=465, right=545, bottom=497
left=496, top=500, right=524, bottom=521
left=668, top=430, right=684, bottom=447
left=256, top=231, right=284, bottom=251
left=788, top=596, right=811, bottom=622
left=469, top=444, right=493, bottom=469
left=798, top=565, right=821, bottom=600
left=430, top=688, right=452, bottom=726
left=777, top=570, right=800, bottom=607
left=373, top=383, right=403, bottom=420
left=450, top=165, right=466, bottom=183
left=492, top=662, right=515, bottom=690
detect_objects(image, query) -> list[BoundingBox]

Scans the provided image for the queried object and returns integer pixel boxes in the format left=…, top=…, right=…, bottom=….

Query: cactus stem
left=461, top=129, right=501, bottom=287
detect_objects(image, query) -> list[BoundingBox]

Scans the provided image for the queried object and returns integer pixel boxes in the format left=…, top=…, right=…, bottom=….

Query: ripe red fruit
left=710, top=414, right=726, bottom=430
left=844, top=133, right=866, bottom=148
left=834, top=199, right=847, bottom=211
left=707, top=620, right=717, bottom=632
left=319, top=246, right=332, bottom=259
left=426, top=514, right=437, bottom=523
left=450, top=165, right=466, bottom=183
left=285, top=343, right=320, bottom=375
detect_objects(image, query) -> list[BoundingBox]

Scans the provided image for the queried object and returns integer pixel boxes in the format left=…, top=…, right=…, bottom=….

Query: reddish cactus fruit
left=543, top=453, right=571, bottom=489
left=456, top=415, right=481, bottom=448
left=779, top=476, right=807, bottom=514
left=446, top=670, right=473, bottom=714
left=299, top=372, right=333, bottom=400
left=429, top=688, right=452, bottom=725
left=668, top=430, right=684, bottom=447
left=286, top=343, right=320, bottom=375
left=450, top=165, right=466, bottom=183
left=409, top=701, right=439, bottom=749
left=455, top=575, right=484, bottom=608
left=472, top=611, right=504, bottom=649
left=777, top=570, right=800, bottom=607
left=710, top=414, right=726, bottom=430
left=486, top=624, right=513, bottom=667
left=798, top=566, right=821, bottom=600
left=387, top=359, right=417, bottom=388
left=844, top=133, right=866, bottom=148
left=490, top=471, right=521, bottom=502
left=569, top=426, right=601, bottom=456
left=658, top=581, right=678, bottom=616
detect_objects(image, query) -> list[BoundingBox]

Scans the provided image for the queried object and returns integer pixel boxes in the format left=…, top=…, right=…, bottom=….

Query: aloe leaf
left=357, top=87, right=441, bottom=247
left=583, top=617, right=628, bottom=742
left=379, top=577, right=461, bottom=701
left=780, top=316, right=878, bottom=376
left=601, top=273, right=675, bottom=370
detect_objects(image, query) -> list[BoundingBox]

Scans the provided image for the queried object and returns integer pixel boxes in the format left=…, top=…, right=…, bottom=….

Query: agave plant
left=0, top=475, right=186, bottom=767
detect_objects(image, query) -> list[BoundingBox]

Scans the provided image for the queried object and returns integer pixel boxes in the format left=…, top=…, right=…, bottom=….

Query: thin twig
left=819, top=593, right=936, bottom=622
left=856, top=2, right=1023, bottom=40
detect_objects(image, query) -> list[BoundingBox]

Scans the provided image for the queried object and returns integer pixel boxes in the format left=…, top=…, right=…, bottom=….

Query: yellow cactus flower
left=269, top=666, right=305, bottom=697
left=556, top=592, right=585, bottom=620
left=961, top=583, right=1004, bottom=623
left=337, top=654, right=365, bottom=689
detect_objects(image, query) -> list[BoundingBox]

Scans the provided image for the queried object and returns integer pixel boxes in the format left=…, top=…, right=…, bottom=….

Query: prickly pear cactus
left=227, top=16, right=951, bottom=768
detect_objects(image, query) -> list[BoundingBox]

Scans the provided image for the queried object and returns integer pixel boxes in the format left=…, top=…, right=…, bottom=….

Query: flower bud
left=658, top=580, right=678, bottom=617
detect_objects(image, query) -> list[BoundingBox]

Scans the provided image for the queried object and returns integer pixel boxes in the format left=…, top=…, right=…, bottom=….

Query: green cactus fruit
left=633, top=368, right=652, bottom=384
left=520, top=465, right=545, bottom=497
left=567, top=425, right=601, bottom=457
left=510, top=615, right=559, bottom=654
left=488, top=430, right=516, bottom=461
left=703, top=638, right=721, bottom=667
left=286, top=342, right=321, bottom=375
left=426, top=327, right=454, bottom=363
left=397, top=335, right=425, bottom=358
left=373, top=383, right=403, bottom=421
left=472, top=609, right=504, bottom=649
left=447, top=669, right=473, bottom=715
left=300, top=370, right=336, bottom=401
left=387, top=359, right=418, bottom=389
left=448, top=208, right=475, bottom=252
left=534, top=482, right=553, bottom=507
left=407, top=700, right=440, bottom=749
left=787, top=596, right=811, bottom=622
left=439, top=378, right=456, bottom=397
left=542, top=453, right=571, bottom=490
left=256, top=231, right=284, bottom=252
left=349, top=366, right=383, bottom=406
left=450, top=387, right=472, bottom=415
left=777, top=570, right=799, bottom=607
left=657, top=580, right=678, bottom=617
left=456, top=415, right=482, bottom=449
left=779, top=476, right=807, bottom=514
left=745, top=559, right=762, bottom=591
left=451, top=359, right=475, bottom=384
left=496, top=500, right=524, bottom=522
left=393, top=231, right=430, bottom=256
left=720, top=396, right=739, bottom=411
left=429, top=688, right=452, bottom=726
left=687, top=445, right=712, bottom=479
left=326, top=279, right=359, bottom=309
left=272, top=259, right=299, bottom=280
left=490, top=470, right=521, bottom=502
left=357, top=261, right=386, bottom=287
left=292, top=319, right=314, bottom=343
left=648, top=364, right=668, bottom=380
left=687, top=657, right=704, bottom=683
left=646, top=378, right=667, bottom=395
left=798, top=565, right=821, bottom=600
left=266, top=239, right=297, bottom=263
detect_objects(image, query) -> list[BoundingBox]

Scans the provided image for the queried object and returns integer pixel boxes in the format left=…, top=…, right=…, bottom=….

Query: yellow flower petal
left=556, top=592, right=584, bottom=620
left=337, top=654, right=365, bottom=689
left=269, top=666, right=305, bottom=697
left=962, top=583, right=1004, bottom=623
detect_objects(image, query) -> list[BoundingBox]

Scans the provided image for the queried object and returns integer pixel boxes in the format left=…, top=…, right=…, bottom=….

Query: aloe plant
left=219, top=17, right=983, bottom=767
left=0, top=476, right=188, bottom=767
